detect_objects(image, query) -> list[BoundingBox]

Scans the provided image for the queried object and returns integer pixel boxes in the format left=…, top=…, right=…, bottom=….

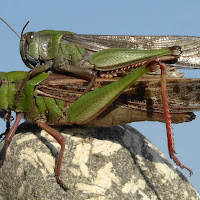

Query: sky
left=1, top=0, right=200, bottom=194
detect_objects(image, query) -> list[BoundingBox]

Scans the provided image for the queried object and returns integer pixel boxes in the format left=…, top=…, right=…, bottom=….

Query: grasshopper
left=0, top=61, right=152, bottom=190
left=0, top=58, right=199, bottom=190
left=0, top=18, right=183, bottom=103
left=17, top=26, right=200, bottom=96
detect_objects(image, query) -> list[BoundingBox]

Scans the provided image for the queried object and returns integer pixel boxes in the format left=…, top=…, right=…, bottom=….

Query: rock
left=0, top=123, right=199, bottom=200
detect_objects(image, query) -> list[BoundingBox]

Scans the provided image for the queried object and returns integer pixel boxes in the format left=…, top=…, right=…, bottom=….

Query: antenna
left=21, top=21, right=30, bottom=38
left=0, top=17, right=20, bottom=39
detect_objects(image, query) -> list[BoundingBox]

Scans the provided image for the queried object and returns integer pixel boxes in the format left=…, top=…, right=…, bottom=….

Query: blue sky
left=1, top=0, right=200, bottom=194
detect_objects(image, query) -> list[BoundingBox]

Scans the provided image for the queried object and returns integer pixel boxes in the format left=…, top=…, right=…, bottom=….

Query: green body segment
left=0, top=71, right=47, bottom=111
left=90, top=48, right=172, bottom=70
left=26, top=96, right=66, bottom=123
left=35, top=96, right=47, bottom=114
left=58, top=43, right=85, bottom=65
left=0, top=71, right=28, bottom=110
left=66, top=64, right=150, bottom=124
left=0, top=72, right=9, bottom=109
left=42, top=97, right=63, bottom=121
left=0, top=71, right=66, bottom=123
left=16, top=73, right=49, bottom=112
left=43, top=31, right=75, bottom=60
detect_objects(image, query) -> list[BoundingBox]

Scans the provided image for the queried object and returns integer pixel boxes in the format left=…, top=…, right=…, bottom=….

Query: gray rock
left=0, top=123, right=199, bottom=200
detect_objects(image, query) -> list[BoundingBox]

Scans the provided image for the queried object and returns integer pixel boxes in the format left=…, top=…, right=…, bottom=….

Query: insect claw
left=172, top=155, right=193, bottom=176
left=56, top=176, right=69, bottom=191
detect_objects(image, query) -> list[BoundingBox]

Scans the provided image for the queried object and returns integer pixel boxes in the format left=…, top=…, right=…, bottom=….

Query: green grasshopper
left=0, top=18, right=183, bottom=102
left=0, top=58, right=197, bottom=190
left=17, top=25, right=200, bottom=95
left=19, top=31, right=182, bottom=95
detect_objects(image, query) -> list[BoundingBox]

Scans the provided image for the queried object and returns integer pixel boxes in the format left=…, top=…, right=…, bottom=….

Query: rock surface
left=0, top=123, right=199, bottom=200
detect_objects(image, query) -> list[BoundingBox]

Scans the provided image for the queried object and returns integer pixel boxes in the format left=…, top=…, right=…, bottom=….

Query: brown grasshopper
left=0, top=58, right=200, bottom=189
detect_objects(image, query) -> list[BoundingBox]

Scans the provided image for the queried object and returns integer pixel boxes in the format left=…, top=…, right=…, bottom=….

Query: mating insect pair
left=1, top=17, right=200, bottom=190
left=0, top=58, right=194, bottom=190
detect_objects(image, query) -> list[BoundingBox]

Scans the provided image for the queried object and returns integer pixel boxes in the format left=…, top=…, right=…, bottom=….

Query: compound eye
left=26, top=32, right=34, bottom=44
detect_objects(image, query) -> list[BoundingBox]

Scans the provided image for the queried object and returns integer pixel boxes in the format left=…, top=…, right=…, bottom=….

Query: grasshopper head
left=20, top=30, right=73, bottom=69
left=20, top=31, right=60, bottom=69
left=20, top=32, right=40, bottom=69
